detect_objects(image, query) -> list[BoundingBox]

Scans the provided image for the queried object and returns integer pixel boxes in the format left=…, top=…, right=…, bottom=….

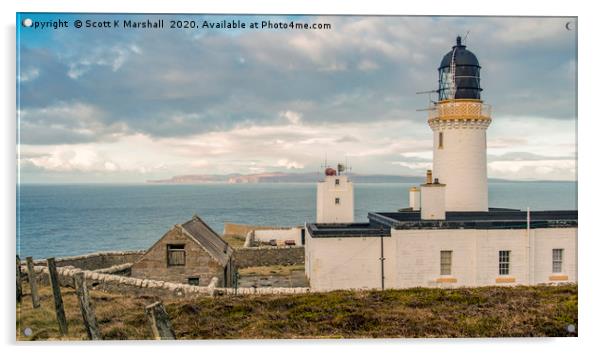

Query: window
left=335, top=197, right=341, bottom=205
left=188, top=277, right=200, bottom=286
left=438, top=132, right=444, bottom=149
left=499, top=250, right=510, bottom=275
left=440, top=250, right=452, bottom=275
left=553, top=249, right=564, bottom=273
left=335, top=178, right=340, bottom=185
left=167, top=244, right=185, bottom=266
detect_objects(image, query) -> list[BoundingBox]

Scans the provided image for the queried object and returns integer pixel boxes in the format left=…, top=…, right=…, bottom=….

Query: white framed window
left=335, top=178, right=340, bottom=185
left=499, top=250, right=510, bottom=275
left=335, top=197, right=340, bottom=205
left=440, top=250, right=452, bottom=275
left=553, top=249, right=564, bottom=273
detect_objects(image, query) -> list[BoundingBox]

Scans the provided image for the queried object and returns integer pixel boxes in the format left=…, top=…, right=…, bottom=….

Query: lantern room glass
left=438, top=65, right=481, bottom=101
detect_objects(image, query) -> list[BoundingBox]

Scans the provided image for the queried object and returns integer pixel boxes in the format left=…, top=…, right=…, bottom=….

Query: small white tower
left=408, top=186, right=421, bottom=211
left=316, top=164, right=354, bottom=223
left=429, top=36, right=491, bottom=212
left=420, top=170, right=446, bottom=220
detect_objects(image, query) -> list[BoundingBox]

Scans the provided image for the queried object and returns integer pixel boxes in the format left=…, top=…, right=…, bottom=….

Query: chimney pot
left=426, top=170, right=433, bottom=184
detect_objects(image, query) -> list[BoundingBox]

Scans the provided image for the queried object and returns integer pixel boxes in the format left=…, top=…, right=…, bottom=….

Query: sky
left=16, top=14, right=577, bottom=183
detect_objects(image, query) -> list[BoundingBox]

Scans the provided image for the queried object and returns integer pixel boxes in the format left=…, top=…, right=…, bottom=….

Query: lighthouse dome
left=437, top=36, right=482, bottom=101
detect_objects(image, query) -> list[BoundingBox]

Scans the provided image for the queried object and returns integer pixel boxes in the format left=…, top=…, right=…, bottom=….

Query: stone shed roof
left=180, top=215, right=234, bottom=267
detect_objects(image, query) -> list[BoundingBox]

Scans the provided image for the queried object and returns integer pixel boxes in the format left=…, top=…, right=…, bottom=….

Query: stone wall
left=95, top=262, right=133, bottom=276
left=25, top=265, right=311, bottom=298
left=29, top=265, right=213, bottom=299
left=234, top=246, right=304, bottom=268
left=30, top=250, right=145, bottom=270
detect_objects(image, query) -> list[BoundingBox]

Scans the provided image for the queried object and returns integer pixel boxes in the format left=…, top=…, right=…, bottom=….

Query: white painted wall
left=254, top=227, right=302, bottom=245
left=305, top=234, right=390, bottom=290
left=431, top=120, right=489, bottom=211
left=316, top=175, right=354, bottom=223
left=306, top=227, right=577, bottom=290
left=420, top=184, right=446, bottom=220
left=393, top=229, right=478, bottom=288
left=532, top=228, right=578, bottom=284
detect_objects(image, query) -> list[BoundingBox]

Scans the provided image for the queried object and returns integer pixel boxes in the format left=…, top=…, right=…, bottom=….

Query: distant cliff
left=146, top=172, right=524, bottom=184
left=147, top=172, right=424, bottom=184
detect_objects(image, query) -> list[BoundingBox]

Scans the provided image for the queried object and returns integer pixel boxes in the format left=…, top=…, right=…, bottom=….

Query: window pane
left=553, top=249, right=563, bottom=273
left=440, top=250, right=452, bottom=275
left=499, top=250, right=510, bottom=275
left=167, top=245, right=186, bottom=266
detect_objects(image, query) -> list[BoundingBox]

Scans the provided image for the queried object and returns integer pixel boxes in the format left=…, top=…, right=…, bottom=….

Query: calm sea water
left=16, top=182, right=577, bottom=259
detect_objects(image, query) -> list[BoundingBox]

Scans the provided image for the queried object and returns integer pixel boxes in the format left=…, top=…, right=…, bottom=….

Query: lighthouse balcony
left=428, top=99, right=491, bottom=122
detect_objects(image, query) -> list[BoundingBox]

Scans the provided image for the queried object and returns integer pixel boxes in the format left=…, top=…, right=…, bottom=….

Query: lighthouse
left=316, top=164, right=354, bottom=223
left=428, top=36, right=492, bottom=212
left=306, top=35, right=577, bottom=292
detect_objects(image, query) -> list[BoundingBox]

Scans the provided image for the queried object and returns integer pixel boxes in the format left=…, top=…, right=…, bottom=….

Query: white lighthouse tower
left=316, top=163, right=354, bottom=223
left=428, top=36, right=492, bottom=212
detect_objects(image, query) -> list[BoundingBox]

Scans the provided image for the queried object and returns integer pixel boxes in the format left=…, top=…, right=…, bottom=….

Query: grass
left=222, top=234, right=246, bottom=248
left=17, top=282, right=577, bottom=340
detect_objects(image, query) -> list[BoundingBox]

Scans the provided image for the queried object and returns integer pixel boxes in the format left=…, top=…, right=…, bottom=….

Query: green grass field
left=17, top=282, right=577, bottom=340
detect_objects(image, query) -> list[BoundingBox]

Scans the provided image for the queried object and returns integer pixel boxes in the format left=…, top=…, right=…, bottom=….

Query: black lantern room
left=437, top=36, right=482, bottom=101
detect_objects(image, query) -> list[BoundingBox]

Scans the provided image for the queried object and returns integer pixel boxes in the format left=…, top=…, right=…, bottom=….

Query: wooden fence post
left=73, top=272, right=101, bottom=340
left=145, top=302, right=176, bottom=340
left=47, top=257, right=68, bottom=336
left=25, top=256, right=40, bottom=308
left=16, top=256, right=23, bottom=304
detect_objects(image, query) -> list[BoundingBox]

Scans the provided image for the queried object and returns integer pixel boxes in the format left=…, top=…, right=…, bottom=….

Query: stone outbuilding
left=131, top=215, right=236, bottom=287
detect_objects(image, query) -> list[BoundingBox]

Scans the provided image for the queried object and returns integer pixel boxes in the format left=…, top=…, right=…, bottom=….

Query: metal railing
left=428, top=100, right=492, bottom=120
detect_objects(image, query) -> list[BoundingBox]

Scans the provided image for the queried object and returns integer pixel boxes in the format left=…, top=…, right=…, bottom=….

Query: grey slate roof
left=307, top=223, right=391, bottom=238
left=368, top=210, right=577, bottom=230
left=180, top=215, right=234, bottom=267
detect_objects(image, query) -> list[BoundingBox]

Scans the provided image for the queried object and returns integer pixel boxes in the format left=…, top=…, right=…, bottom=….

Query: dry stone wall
left=30, top=251, right=145, bottom=270
left=234, top=246, right=304, bottom=268
left=25, top=265, right=311, bottom=298
left=29, top=265, right=213, bottom=299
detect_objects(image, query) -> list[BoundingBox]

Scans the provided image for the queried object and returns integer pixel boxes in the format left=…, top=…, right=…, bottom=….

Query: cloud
left=19, top=119, right=429, bottom=178
left=488, top=151, right=575, bottom=162
left=18, top=102, right=128, bottom=145
left=277, top=159, right=304, bottom=169
left=24, top=148, right=117, bottom=173
left=335, top=135, right=360, bottom=143
left=279, top=110, right=302, bottom=125
left=18, top=114, right=576, bottom=181
left=17, top=15, right=577, bottom=182
left=18, top=67, right=39, bottom=82
left=19, top=16, right=576, bottom=139
left=488, top=160, right=576, bottom=181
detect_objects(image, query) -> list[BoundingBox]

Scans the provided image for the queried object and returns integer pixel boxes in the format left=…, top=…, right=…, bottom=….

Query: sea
left=16, top=182, right=577, bottom=259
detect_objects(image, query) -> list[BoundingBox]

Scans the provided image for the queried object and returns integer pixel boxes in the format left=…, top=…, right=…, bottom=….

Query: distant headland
left=146, top=172, right=567, bottom=184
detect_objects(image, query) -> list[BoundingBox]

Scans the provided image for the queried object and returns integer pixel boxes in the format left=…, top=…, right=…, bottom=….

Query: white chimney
left=420, top=171, right=446, bottom=220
